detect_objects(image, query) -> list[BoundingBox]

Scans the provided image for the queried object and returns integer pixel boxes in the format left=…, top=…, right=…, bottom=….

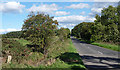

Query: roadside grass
left=77, top=37, right=119, bottom=52
left=2, top=38, right=86, bottom=69
left=91, top=42, right=120, bottom=52
left=39, top=39, right=86, bottom=69
left=2, top=62, right=33, bottom=68
left=2, top=38, right=33, bottom=68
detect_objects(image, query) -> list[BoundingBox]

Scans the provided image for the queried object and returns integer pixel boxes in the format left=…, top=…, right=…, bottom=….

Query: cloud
left=93, top=2, right=118, bottom=8
left=0, top=2, right=25, bottom=13
left=55, top=11, right=70, bottom=16
left=91, top=8, right=103, bottom=14
left=80, top=11, right=85, bottom=15
left=59, top=23, right=76, bottom=28
left=89, top=8, right=103, bottom=16
left=54, top=15, right=95, bottom=23
left=0, top=28, right=21, bottom=34
left=89, top=2, right=118, bottom=17
left=58, top=23, right=77, bottom=30
left=27, top=3, right=59, bottom=13
left=66, top=3, right=89, bottom=9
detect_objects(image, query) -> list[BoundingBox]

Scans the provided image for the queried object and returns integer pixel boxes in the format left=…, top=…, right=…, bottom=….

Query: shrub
left=2, top=38, right=32, bottom=63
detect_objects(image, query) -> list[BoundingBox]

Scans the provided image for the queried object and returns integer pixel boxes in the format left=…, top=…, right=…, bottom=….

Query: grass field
left=2, top=38, right=86, bottom=69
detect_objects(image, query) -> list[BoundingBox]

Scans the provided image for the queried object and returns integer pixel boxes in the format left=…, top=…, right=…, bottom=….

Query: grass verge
left=77, top=37, right=119, bottom=52
left=39, top=39, right=86, bottom=69
left=91, top=42, right=120, bottom=52
left=2, top=38, right=86, bottom=69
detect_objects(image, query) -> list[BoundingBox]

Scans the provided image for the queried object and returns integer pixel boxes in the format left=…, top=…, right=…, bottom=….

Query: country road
left=71, top=37, right=120, bottom=69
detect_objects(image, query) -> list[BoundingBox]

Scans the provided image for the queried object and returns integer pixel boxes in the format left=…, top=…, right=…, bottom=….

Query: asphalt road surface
left=71, top=37, right=120, bottom=69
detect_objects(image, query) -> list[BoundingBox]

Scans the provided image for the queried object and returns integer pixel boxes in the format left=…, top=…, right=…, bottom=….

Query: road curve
left=71, top=37, right=120, bottom=69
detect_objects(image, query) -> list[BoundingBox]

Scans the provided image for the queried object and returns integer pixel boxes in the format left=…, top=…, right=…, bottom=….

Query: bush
left=57, top=28, right=70, bottom=41
left=2, top=31, right=22, bottom=38
left=2, top=38, right=32, bottom=63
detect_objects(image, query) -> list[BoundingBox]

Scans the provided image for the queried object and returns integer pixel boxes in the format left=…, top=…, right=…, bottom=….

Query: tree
left=91, top=22, right=105, bottom=42
left=72, top=5, right=119, bottom=43
left=94, top=14, right=101, bottom=23
left=117, top=2, right=120, bottom=31
left=2, top=31, right=22, bottom=38
left=57, top=28, right=70, bottom=41
left=22, top=12, right=58, bottom=54
left=101, top=6, right=119, bottom=42
left=72, top=22, right=94, bottom=41
left=117, top=1, right=120, bottom=42
left=101, top=5, right=118, bottom=25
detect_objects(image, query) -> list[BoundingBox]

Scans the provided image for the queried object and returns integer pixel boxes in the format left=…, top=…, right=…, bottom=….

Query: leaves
left=72, top=5, right=119, bottom=43
left=22, top=12, right=59, bottom=53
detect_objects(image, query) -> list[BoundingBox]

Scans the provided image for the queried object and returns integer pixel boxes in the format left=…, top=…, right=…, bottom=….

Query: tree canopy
left=72, top=5, right=120, bottom=43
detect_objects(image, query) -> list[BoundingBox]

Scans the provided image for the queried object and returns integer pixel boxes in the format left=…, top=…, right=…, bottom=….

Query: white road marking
left=98, top=51, right=103, bottom=54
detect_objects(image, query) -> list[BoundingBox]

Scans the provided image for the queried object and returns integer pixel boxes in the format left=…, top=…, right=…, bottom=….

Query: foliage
left=72, top=5, right=120, bottom=43
left=2, top=38, right=85, bottom=69
left=2, top=31, right=22, bottom=38
left=17, top=38, right=31, bottom=46
left=72, top=22, right=94, bottom=41
left=57, top=28, right=70, bottom=41
left=101, top=5, right=119, bottom=42
left=101, top=5, right=118, bottom=26
left=22, top=12, right=58, bottom=54
left=2, top=38, right=32, bottom=63
left=39, top=39, right=85, bottom=69
left=117, top=3, right=120, bottom=42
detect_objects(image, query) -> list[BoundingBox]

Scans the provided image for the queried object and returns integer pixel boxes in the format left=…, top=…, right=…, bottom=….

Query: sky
left=0, top=0, right=119, bottom=34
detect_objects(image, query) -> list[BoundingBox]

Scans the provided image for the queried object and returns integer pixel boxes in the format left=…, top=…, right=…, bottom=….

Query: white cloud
left=54, top=15, right=95, bottom=23
left=59, top=23, right=76, bottom=27
left=0, top=2, right=25, bottom=13
left=89, top=8, right=103, bottom=17
left=66, top=3, right=89, bottom=9
left=0, top=28, right=21, bottom=34
left=92, top=2, right=117, bottom=8
left=66, top=24, right=77, bottom=27
left=89, top=2, right=118, bottom=17
left=55, top=11, right=70, bottom=16
left=80, top=11, right=85, bottom=15
left=91, top=8, right=103, bottom=14
left=27, top=3, right=59, bottom=13
left=58, top=23, right=77, bottom=29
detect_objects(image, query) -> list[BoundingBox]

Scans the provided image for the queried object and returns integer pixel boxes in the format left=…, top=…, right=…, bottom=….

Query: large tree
left=72, top=5, right=119, bottom=43
left=22, top=12, right=58, bottom=53
left=101, top=6, right=119, bottom=42
left=101, top=5, right=118, bottom=25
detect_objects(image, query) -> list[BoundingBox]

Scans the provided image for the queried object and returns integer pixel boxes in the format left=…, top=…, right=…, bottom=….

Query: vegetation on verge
left=91, top=42, right=120, bottom=52
left=2, top=12, right=85, bottom=69
left=71, top=4, right=120, bottom=51
left=2, top=38, right=86, bottom=69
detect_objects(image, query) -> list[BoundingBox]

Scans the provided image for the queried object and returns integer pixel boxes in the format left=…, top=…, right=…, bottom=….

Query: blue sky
left=0, top=1, right=119, bottom=34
